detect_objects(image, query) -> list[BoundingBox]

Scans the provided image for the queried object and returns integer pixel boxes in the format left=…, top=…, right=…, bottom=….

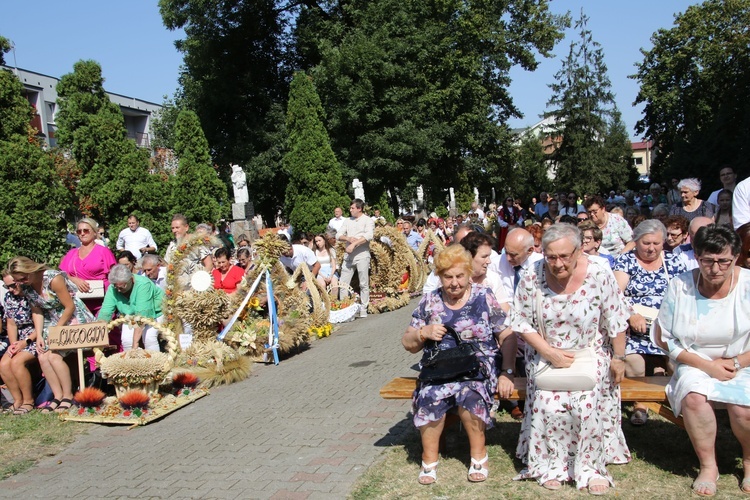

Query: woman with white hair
left=613, top=219, right=686, bottom=426
left=669, top=178, right=716, bottom=222
left=512, top=224, right=630, bottom=494
left=97, top=264, right=164, bottom=351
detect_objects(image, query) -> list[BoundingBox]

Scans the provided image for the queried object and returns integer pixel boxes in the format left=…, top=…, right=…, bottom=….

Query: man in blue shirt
left=402, top=220, right=423, bottom=250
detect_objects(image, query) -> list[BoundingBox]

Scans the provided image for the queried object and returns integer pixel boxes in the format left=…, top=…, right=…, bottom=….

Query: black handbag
left=418, top=326, right=482, bottom=384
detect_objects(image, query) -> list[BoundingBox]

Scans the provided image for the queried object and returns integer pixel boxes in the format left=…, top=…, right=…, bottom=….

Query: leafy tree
left=633, top=0, right=750, bottom=186
left=55, top=60, right=172, bottom=248
left=300, top=0, right=568, bottom=215
left=159, top=0, right=291, bottom=223
left=170, top=109, right=228, bottom=226
left=0, top=70, right=69, bottom=264
left=544, top=11, right=636, bottom=195
left=283, top=72, right=348, bottom=234
left=512, top=133, right=553, bottom=203
left=150, top=96, right=181, bottom=151
left=0, top=36, right=11, bottom=66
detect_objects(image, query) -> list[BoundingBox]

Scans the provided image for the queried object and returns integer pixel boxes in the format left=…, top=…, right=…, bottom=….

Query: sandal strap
left=470, top=454, right=489, bottom=466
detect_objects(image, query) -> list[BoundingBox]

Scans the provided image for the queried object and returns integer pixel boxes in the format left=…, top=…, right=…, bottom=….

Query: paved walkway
left=2, top=302, right=418, bottom=499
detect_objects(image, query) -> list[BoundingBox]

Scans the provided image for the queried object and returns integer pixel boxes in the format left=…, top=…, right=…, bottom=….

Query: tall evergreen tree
left=545, top=11, right=637, bottom=195
left=283, top=72, right=348, bottom=234
left=0, top=70, right=69, bottom=263
left=55, top=60, right=171, bottom=247
left=512, top=133, right=553, bottom=203
left=170, top=110, right=228, bottom=226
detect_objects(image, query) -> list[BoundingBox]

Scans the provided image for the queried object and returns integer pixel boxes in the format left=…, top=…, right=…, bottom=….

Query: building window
left=633, top=157, right=644, bottom=166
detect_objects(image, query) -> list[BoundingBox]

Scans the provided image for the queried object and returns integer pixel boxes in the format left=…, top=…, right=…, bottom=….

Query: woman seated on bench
left=401, top=244, right=516, bottom=485
left=654, top=224, right=750, bottom=497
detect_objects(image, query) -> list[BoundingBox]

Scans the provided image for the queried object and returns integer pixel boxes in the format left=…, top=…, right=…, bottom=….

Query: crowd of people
left=401, top=167, right=750, bottom=496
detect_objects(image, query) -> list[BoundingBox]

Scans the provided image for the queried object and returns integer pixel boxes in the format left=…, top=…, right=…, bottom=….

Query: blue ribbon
left=264, top=270, right=280, bottom=365
left=217, top=271, right=264, bottom=341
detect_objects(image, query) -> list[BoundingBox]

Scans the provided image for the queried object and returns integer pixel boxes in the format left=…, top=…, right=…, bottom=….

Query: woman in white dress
left=511, top=223, right=631, bottom=495
left=654, top=224, right=750, bottom=497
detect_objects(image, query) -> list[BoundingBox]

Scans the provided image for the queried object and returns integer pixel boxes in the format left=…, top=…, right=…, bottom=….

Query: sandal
left=39, top=399, right=61, bottom=414
left=418, top=460, right=438, bottom=485
left=741, top=477, right=750, bottom=494
left=542, top=479, right=563, bottom=491
left=13, top=403, right=35, bottom=416
left=630, top=408, right=648, bottom=426
left=468, top=454, right=489, bottom=482
left=588, top=478, right=610, bottom=496
left=692, top=474, right=719, bottom=497
left=54, top=398, right=73, bottom=413
left=3, top=405, right=18, bottom=414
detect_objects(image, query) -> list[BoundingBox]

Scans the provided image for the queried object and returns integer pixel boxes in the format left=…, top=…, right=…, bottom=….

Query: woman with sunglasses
left=0, top=270, right=38, bottom=414
left=59, top=218, right=117, bottom=317
left=7, top=256, right=95, bottom=413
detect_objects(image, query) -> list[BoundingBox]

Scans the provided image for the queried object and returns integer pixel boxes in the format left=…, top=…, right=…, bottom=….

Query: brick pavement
left=1, top=301, right=419, bottom=499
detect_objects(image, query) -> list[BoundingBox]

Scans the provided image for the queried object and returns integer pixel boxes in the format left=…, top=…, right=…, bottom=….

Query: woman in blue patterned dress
left=613, top=219, right=686, bottom=425
left=8, top=257, right=94, bottom=413
left=0, top=270, right=38, bottom=414
left=402, top=244, right=516, bottom=485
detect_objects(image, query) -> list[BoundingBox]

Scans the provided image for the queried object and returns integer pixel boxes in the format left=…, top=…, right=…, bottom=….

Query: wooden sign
left=47, top=321, right=110, bottom=350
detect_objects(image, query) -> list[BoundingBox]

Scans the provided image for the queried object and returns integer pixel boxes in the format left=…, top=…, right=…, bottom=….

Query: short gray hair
left=195, top=223, right=213, bottom=234
left=677, top=178, right=701, bottom=193
left=632, top=219, right=666, bottom=242
left=541, top=223, right=581, bottom=253
left=652, top=203, right=670, bottom=217
left=108, top=264, right=133, bottom=284
left=141, top=253, right=160, bottom=267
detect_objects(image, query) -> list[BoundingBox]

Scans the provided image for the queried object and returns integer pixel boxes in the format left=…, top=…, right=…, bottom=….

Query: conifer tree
left=0, top=70, right=69, bottom=263
left=55, top=60, right=171, bottom=247
left=170, top=109, right=228, bottom=226
left=545, top=11, right=637, bottom=195
left=283, top=72, right=348, bottom=234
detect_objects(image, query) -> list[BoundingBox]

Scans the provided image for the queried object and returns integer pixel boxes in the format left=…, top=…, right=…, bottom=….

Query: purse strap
left=660, top=251, right=670, bottom=283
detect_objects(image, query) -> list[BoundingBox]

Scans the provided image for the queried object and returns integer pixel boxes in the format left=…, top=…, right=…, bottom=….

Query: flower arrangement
left=98, top=348, right=172, bottom=397
left=118, top=389, right=151, bottom=418
left=308, top=323, right=332, bottom=338
left=73, top=387, right=106, bottom=408
left=172, top=372, right=200, bottom=396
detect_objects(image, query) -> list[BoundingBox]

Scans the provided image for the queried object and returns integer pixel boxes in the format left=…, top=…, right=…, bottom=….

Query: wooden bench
left=380, top=376, right=684, bottom=428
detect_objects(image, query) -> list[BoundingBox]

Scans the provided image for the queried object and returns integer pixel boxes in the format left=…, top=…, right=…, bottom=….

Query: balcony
left=127, top=132, right=150, bottom=148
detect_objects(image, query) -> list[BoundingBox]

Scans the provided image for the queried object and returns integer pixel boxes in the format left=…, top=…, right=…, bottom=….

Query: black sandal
left=13, top=403, right=35, bottom=415
left=40, top=398, right=61, bottom=413
left=54, top=398, right=73, bottom=413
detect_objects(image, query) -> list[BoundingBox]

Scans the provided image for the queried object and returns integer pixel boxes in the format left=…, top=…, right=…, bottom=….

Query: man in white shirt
left=117, top=215, right=157, bottom=260
left=338, top=199, right=375, bottom=317
left=468, top=201, right=485, bottom=221
left=328, top=207, right=345, bottom=235
left=708, top=166, right=737, bottom=207
left=733, top=175, right=750, bottom=229
left=495, top=228, right=543, bottom=299
left=279, top=241, right=321, bottom=277
left=140, top=253, right=167, bottom=291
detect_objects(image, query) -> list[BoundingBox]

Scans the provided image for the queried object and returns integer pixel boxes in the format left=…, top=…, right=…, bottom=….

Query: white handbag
left=76, top=280, right=105, bottom=299
left=533, top=289, right=597, bottom=392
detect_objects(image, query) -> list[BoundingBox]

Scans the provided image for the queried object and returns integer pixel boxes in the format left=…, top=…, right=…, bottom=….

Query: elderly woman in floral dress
left=402, top=244, right=516, bottom=485
left=511, top=223, right=630, bottom=495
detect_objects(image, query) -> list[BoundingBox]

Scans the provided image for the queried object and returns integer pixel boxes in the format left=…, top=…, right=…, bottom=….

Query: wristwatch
left=734, top=357, right=742, bottom=371
left=613, top=354, right=626, bottom=361
left=501, top=368, right=514, bottom=377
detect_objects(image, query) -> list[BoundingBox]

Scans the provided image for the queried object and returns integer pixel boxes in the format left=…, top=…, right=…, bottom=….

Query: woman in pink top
left=59, top=218, right=117, bottom=317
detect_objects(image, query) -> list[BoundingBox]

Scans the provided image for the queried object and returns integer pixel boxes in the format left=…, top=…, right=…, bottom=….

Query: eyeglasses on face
left=577, top=216, right=589, bottom=221
left=545, top=252, right=576, bottom=264
left=76, top=228, right=92, bottom=234
left=698, top=258, right=733, bottom=269
left=667, top=231, right=683, bottom=238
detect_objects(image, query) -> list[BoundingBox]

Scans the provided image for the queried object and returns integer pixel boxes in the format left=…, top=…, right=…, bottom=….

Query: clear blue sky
left=2, top=0, right=698, bottom=139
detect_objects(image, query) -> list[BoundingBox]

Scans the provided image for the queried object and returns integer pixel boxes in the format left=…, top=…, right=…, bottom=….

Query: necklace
left=445, top=288, right=469, bottom=307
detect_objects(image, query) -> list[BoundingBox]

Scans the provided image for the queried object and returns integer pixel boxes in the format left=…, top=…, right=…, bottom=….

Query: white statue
left=473, top=187, right=479, bottom=203
left=449, top=187, right=456, bottom=209
left=352, top=178, right=365, bottom=201
left=416, top=185, right=424, bottom=202
left=231, top=164, right=249, bottom=204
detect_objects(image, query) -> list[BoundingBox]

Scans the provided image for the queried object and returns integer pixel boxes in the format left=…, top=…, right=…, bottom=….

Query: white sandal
left=468, top=454, right=489, bottom=482
left=418, top=460, right=438, bottom=485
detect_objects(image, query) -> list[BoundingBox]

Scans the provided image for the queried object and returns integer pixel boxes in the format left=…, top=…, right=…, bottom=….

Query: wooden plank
left=380, top=376, right=670, bottom=403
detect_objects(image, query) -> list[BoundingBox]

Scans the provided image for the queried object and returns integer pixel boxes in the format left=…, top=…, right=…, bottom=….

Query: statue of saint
left=231, top=164, right=249, bottom=204
left=352, top=178, right=365, bottom=201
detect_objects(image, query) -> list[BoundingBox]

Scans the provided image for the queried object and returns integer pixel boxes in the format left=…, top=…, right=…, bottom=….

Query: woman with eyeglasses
left=0, top=270, right=38, bottom=414
left=59, top=218, right=117, bottom=317
left=578, top=220, right=614, bottom=268
left=663, top=215, right=689, bottom=252
left=613, top=220, right=686, bottom=426
left=653, top=225, right=750, bottom=496
left=7, top=256, right=95, bottom=413
left=583, top=195, right=635, bottom=256
left=511, top=224, right=630, bottom=494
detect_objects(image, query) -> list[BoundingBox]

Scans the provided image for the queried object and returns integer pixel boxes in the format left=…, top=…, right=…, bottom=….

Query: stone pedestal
left=231, top=202, right=259, bottom=244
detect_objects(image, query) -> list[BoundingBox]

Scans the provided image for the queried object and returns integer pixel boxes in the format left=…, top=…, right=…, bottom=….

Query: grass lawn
left=351, top=407, right=746, bottom=499
left=0, top=411, right=86, bottom=479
